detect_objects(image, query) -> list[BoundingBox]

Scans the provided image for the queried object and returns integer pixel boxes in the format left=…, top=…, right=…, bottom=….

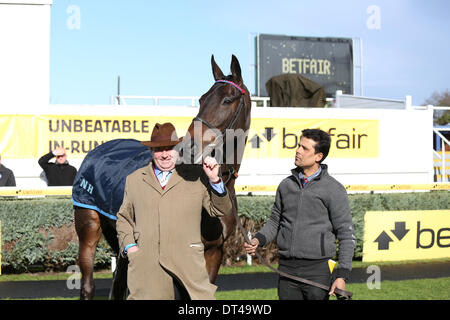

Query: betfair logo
left=374, top=222, right=409, bottom=250
left=374, top=221, right=450, bottom=250
left=363, top=210, right=450, bottom=262
left=244, top=119, right=379, bottom=159
left=416, top=222, right=450, bottom=249
left=248, top=128, right=276, bottom=149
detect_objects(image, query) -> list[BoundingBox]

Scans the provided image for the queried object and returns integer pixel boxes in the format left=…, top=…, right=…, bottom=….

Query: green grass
left=350, top=257, right=450, bottom=269
left=2, top=259, right=450, bottom=300
left=219, top=257, right=450, bottom=275
left=218, top=263, right=277, bottom=275
left=215, top=277, right=450, bottom=300
left=346, top=277, right=450, bottom=300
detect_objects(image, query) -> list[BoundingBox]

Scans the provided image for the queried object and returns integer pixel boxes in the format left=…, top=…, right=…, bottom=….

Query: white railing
left=114, top=95, right=200, bottom=107
left=113, top=95, right=273, bottom=108
left=434, top=129, right=450, bottom=182
left=432, top=106, right=450, bottom=182
left=251, top=96, right=270, bottom=107
left=113, top=95, right=333, bottom=108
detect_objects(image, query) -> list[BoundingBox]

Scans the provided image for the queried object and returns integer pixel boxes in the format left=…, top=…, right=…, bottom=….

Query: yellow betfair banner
left=363, top=210, right=450, bottom=262
left=0, top=115, right=193, bottom=159
left=0, top=115, right=39, bottom=159
left=0, top=114, right=379, bottom=159
left=246, top=118, right=378, bottom=158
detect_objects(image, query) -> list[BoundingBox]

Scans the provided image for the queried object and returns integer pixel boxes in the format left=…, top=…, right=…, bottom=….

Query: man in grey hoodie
left=244, top=128, right=355, bottom=300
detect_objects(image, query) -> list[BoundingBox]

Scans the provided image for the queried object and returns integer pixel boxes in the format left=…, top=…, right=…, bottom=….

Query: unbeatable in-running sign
left=0, top=115, right=378, bottom=159
left=255, top=34, right=354, bottom=97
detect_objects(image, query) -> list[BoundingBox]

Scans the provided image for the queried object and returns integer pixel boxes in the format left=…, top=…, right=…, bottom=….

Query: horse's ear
left=230, top=54, right=242, bottom=85
left=211, top=55, right=224, bottom=81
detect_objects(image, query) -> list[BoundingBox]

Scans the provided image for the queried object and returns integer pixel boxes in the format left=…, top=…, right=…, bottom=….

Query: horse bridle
left=193, top=79, right=247, bottom=136
left=193, top=80, right=247, bottom=183
left=195, top=80, right=353, bottom=300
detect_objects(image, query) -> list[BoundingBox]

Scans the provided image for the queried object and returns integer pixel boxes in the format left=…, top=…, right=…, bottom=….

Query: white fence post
left=111, top=256, right=117, bottom=273
left=246, top=231, right=252, bottom=266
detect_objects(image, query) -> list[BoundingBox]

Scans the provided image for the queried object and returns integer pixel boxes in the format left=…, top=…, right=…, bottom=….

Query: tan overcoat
left=116, top=162, right=232, bottom=300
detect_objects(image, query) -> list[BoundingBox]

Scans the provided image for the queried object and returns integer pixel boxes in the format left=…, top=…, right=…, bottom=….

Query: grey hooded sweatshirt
left=255, top=164, right=356, bottom=280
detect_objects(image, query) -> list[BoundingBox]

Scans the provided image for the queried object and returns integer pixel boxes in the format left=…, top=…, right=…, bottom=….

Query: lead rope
left=229, top=193, right=353, bottom=300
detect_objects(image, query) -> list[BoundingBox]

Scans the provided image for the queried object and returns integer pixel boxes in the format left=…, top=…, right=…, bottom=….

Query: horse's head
left=180, top=55, right=251, bottom=165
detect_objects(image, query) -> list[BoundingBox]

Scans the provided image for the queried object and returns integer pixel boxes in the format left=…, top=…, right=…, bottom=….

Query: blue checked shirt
left=298, top=166, right=322, bottom=188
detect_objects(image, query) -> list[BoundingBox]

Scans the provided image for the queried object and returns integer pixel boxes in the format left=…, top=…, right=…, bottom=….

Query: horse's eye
left=222, top=97, right=234, bottom=105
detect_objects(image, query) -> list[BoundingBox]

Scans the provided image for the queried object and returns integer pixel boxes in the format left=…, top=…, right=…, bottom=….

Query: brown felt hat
left=141, top=122, right=183, bottom=148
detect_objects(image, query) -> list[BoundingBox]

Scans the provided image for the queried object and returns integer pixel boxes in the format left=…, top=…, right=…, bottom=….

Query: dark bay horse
left=73, top=55, right=251, bottom=299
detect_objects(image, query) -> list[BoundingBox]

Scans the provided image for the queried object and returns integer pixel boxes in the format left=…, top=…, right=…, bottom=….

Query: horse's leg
left=201, top=194, right=238, bottom=284
left=74, top=208, right=102, bottom=300
left=204, top=241, right=223, bottom=283
left=98, top=216, right=128, bottom=300
left=201, top=208, right=224, bottom=283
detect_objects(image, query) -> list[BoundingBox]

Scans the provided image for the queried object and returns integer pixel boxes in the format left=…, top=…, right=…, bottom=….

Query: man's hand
left=203, top=156, right=220, bottom=183
left=329, top=278, right=346, bottom=297
left=53, top=147, right=66, bottom=157
left=127, top=245, right=139, bottom=254
left=244, top=238, right=259, bottom=256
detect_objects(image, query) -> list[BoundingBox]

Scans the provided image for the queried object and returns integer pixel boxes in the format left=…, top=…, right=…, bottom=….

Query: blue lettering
left=80, top=178, right=94, bottom=194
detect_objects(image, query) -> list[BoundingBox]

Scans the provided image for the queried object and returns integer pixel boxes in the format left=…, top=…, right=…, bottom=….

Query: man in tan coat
left=116, top=122, right=232, bottom=300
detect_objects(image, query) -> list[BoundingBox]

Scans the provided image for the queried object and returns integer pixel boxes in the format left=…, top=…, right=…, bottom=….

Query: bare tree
left=424, top=89, right=450, bottom=125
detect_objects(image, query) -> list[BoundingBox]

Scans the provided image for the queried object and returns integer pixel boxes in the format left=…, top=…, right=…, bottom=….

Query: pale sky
left=49, top=0, right=450, bottom=106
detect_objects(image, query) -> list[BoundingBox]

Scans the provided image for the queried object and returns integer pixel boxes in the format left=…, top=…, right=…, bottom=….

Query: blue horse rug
left=72, top=139, right=152, bottom=220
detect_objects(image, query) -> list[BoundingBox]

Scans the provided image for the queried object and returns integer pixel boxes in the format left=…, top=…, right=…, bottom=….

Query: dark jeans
left=277, top=259, right=331, bottom=300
